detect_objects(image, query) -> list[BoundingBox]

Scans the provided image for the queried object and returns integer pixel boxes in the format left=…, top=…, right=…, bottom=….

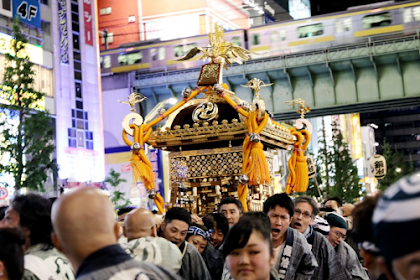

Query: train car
left=100, top=0, right=420, bottom=75
left=100, top=29, right=247, bottom=75
left=248, top=0, right=420, bottom=57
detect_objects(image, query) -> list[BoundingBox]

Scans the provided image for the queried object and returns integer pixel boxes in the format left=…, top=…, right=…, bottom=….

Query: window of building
left=86, top=131, right=93, bottom=140
left=362, top=12, right=392, bottom=29
left=41, top=0, right=48, bottom=5
left=74, top=70, right=82, bottom=81
left=86, top=141, right=93, bottom=150
left=101, top=55, right=111, bottom=68
left=158, top=47, right=165, bottom=60
left=252, top=34, right=260, bottom=45
left=76, top=100, right=83, bottom=109
left=3, top=0, right=11, bottom=11
left=73, top=33, right=80, bottom=50
left=100, top=7, right=112, bottom=15
left=68, top=128, right=76, bottom=137
left=75, top=82, right=82, bottom=98
left=76, top=119, right=84, bottom=129
left=128, top=15, right=135, bottom=23
left=118, top=51, right=142, bottom=65
left=72, top=12, right=79, bottom=22
left=68, top=138, right=77, bottom=147
left=73, top=51, right=81, bottom=61
left=232, top=36, right=241, bottom=46
left=297, top=23, right=323, bottom=38
left=77, top=131, right=85, bottom=147
left=71, top=3, right=78, bottom=13
left=72, top=22, right=80, bottom=33
left=74, top=61, right=81, bottom=71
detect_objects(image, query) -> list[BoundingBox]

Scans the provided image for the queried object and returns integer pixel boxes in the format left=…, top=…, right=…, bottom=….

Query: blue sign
left=13, top=0, right=41, bottom=28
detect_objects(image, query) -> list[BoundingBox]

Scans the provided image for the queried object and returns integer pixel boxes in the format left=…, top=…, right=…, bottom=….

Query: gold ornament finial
left=285, top=98, right=311, bottom=118
left=119, top=92, right=147, bottom=112
left=241, top=78, right=273, bottom=97
left=175, top=24, right=255, bottom=68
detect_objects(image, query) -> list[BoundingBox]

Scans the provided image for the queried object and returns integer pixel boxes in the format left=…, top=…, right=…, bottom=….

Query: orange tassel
left=248, top=142, right=270, bottom=185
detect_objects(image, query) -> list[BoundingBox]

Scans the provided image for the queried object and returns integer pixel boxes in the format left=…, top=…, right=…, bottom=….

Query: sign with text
left=13, top=0, right=41, bottom=28
left=57, top=0, right=69, bottom=64
left=83, top=0, right=93, bottom=46
left=0, top=187, right=8, bottom=200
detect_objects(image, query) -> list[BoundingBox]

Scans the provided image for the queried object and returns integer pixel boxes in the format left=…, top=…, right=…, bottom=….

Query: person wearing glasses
left=291, top=196, right=348, bottom=280
left=324, top=212, right=369, bottom=280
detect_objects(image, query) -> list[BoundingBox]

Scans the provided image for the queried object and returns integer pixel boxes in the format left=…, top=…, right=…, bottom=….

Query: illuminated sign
left=58, top=0, right=69, bottom=64
left=289, top=0, right=311, bottom=20
left=0, top=32, right=43, bottom=65
left=13, top=0, right=41, bottom=28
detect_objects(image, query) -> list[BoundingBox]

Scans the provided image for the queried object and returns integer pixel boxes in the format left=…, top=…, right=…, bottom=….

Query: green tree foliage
left=313, top=120, right=361, bottom=203
left=377, top=139, right=414, bottom=191
left=328, top=122, right=361, bottom=203
left=0, top=18, right=55, bottom=192
left=104, top=168, right=131, bottom=208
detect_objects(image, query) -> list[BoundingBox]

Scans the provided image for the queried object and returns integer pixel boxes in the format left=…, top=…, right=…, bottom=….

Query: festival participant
left=51, top=187, right=180, bottom=280
left=123, top=208, right=182, bottom=273
left=202, top=213, right=229, bottom=280
left=223, top=216, right=277, bottom=280
left=0, top=228, right=25, bottom=280
left=372, top=173, right=420, bottom=280
left=291, top=196, right=348, bottom=280
left=263, top=193, right=317, bottom=279
left=352, top=196, right=395, bottom=280
left=322, top=197, right=343, bottom=215
left=160, top=207, right=211, bottom=280
left=218, top=197, right=243, bottom=227
left=0, top=194, right=74, bottom=280
left=187, top=224, right=210, bottom=254
left=324, top=212, right=369, bottom=280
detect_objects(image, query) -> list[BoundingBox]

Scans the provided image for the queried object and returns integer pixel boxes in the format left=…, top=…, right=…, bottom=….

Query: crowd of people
left=0, top=172, right=419, bottom=280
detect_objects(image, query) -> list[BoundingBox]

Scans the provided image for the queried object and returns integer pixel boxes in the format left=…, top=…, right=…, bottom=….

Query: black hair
left=0, top=228, right=25, bottom=280
left=212, top=213, right=229, bottom=238
left=12, top=194, right=53, bottom=249
left=242, top=211, right=271, bottom=229
left=217, top=197, right=243, bottom=213
left=294, top=196, right=320, bottom=216
left=0, top=206, right=7, bottom=220
left=165, top=207, right=191, bottom=226
left=323, top=196, right=342, bottom=207
left=116, top=206, right=137, bottom=217
left=186, top=223, right=208, bottom=240
left=263, top=193, right=294, bottom=218
left=223, top=217, right=273, bottom=258
left=202, top=213, right=215, bottom=230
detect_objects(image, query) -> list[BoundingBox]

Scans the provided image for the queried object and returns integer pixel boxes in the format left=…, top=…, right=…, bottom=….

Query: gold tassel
left=248, top=142, right=270, bottom=185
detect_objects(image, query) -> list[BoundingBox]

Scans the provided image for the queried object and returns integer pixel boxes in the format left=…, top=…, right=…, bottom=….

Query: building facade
left=0, top=0, right=105, bottom=196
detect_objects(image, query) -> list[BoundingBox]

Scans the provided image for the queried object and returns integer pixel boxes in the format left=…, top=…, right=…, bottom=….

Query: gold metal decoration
left=284, top=98, right=311, bottom=119
left=120, top=92, right=147, bottom=136
left=241, top=78, right=273, bottom=97
left=119, top=92, right=147, bottom=112
left=242, top=78, right=273, bottom=119
left=192, top=102, right=219, bottom=123
left=285, top=98, right=313, bottom=133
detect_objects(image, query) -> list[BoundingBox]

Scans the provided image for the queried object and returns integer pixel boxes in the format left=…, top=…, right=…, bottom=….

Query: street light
left=396, top=167, right=402, bottom=173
